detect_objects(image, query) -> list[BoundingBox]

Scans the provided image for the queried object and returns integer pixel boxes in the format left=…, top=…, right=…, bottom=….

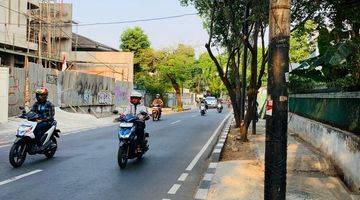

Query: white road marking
left=203, top=173, right=214, bottom=181
left=178, top=173, right=189, bottom=182
left=185, top=114, right=230, bottom=171
left=170, top=120, right=181, bottom=125
left=0, top=144, right=11, bottom=149
left=191, top=114, right=197, bottom=117
left=168, top=184, right=181, bottom=194
left=0, top=170, right=42, bottom=186
left=195, top=189, right=208, bottom=199
left=209, top=162, right=218, bottom=169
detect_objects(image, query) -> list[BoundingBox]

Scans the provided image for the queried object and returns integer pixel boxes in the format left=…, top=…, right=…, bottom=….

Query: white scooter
left=9, top=107, right=60, bottom=168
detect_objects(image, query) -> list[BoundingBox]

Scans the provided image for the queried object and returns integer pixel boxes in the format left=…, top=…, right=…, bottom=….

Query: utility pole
left=265, top=0, right=290, bottom=199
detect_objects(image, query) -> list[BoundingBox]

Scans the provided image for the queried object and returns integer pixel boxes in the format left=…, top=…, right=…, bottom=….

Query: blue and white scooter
left=117, top=114, right=149, bottom=169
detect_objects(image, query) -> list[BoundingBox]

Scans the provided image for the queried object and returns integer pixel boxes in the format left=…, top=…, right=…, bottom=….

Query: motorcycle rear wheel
left=44, top=137, right=57, bottom=158
left=9, top=142, right=27, bottom=168
left=118, top=146, right=128, bottom=169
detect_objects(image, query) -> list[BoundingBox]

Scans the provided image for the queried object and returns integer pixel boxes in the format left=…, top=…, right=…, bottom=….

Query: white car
left=205, top=96, right=217, bottom=108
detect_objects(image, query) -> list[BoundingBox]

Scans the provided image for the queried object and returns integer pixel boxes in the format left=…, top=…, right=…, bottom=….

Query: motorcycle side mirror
left=140, top=111, right=147, bottom=116
left=112, top=110, right=119, bottom=115
left=19, top=106, right=25, bottom=110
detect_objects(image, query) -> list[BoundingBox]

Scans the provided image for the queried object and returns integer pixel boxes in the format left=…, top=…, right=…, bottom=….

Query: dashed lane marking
left=0, top=169, right=43, bottom=186
left=185, top=114, right=230, bottom=171
left=170, top=120, right=181, bottom=125
left=178, top=173, right=189, bottom=182
left=168, top=184, right=181, bottom=195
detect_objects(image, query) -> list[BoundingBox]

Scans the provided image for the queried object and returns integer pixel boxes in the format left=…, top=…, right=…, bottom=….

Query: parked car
left=205, top=96, right=217, bottom=108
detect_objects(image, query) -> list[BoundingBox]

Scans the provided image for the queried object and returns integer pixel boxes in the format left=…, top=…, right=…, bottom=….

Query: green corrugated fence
left=289, top=92, right=360, bottom=134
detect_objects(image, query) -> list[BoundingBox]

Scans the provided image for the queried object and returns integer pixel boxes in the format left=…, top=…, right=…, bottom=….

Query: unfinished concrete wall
left=59, top=71, right=115, bottom=106
left=8, top=66, right=25, bottom=116
left=288, top=113, right=360, bottom=193
left=0, top=67, right=9, bottom=123
left=114, top=81, right=131, bottom=107
left=28, top=62, right=59, bottom=106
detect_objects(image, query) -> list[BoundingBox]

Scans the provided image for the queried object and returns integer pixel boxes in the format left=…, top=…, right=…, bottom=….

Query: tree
left=289, top=0, right=360, bottom=92
left=194, top=53, right=226, bottom=96
left=158, top=44, right=196, bottom=111
left=120, top=27, right=151, bottom=71
left=181, top=0, right=269, bottom=141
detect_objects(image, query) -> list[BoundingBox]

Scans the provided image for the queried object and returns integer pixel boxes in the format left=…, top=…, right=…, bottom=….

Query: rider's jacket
left=123, top=104, right=148, bottom=116
left=152, top=98, right=164, bottom=106
left=31, top=101, right=55, bottom=122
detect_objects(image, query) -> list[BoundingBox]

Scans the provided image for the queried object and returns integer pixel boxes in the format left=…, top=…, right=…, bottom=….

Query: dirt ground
left=220, top=126, right=257, bottom=161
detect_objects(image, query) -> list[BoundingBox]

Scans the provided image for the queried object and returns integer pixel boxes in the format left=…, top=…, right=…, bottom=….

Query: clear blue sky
left=63, top=0, right=209, bottom=55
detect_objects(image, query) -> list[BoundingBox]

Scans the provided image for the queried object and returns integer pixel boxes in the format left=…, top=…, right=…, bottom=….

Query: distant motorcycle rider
left=31, top=87, right=55, bottom=151
left=152, top=94, right=164, bottom=118
left=122, top=91, right=149, bottom=152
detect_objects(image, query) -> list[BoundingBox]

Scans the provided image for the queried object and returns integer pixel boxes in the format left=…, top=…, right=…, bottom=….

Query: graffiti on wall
left=114, top=81, right=131, bottom=106
left=8, top=67, right=25, bottom=116
left=46, top=74, right=58, bottom=85
left=98, top=90, right=112, bottom=104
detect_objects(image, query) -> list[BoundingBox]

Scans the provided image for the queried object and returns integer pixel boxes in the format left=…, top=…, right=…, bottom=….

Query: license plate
left=119, top=123, right=133, bottom=128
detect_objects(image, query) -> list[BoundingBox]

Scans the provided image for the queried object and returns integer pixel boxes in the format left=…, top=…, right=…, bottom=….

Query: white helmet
left=130, top=91, right=142, bottom=98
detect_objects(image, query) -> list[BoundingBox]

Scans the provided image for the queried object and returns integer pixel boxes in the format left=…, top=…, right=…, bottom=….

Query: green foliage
left=290, top=20, right=317, bottom=63
left=194, top=52, right=226, bottom=96
left=289, top=0, right=360, bottom=92
left=120, top=27, right=151, bottom=65
left=158, top=44, right=196, bottom=90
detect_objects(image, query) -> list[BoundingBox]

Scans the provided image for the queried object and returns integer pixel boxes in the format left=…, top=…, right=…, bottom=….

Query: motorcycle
left=217, top=103, right=223, bottom=113
left=151, top=105, right=161, bottom=121
left=117, top=113, right=149, bottom=169
left=9, top=108, right=60, bottom=168
left=200, top=103, right=206, bottom=116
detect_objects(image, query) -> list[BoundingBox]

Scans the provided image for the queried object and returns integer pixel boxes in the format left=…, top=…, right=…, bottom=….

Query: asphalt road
left=0, top=108, right=229, bottom=200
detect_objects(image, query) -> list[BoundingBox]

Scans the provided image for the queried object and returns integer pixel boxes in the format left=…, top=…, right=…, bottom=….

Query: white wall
left=288, top=113, right=360, bottom=193
left=0, top=67, right=9, bottom=123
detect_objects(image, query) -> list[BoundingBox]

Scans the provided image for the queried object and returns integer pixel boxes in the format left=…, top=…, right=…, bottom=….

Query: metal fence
left=289, top=92, right=360, bottom=134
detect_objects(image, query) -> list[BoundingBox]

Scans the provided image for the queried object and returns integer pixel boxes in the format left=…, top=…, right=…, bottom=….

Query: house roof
left=72, top=33, right=119, bottom=52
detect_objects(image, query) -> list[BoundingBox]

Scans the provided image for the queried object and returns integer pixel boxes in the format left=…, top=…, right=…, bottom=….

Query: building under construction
left=0, top=0, right=133, bottom=82
left=0, top=0, right=72, bottom=69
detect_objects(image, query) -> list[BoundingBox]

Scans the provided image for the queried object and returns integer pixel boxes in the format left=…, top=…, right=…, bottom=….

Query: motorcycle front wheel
left=9, top=141, right=27, bottom=168
left=118, top=145, right=128, bottom=169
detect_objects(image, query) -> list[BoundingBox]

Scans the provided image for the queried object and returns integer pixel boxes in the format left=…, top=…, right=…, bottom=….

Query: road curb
left=194, top=116, right=234, bottom=200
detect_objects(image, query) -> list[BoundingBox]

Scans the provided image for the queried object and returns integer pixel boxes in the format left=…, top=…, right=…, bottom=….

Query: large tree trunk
left=175, top=87, right=183, bottom=111
left=241, top=20, right=260, bottom=141
left=168, top=75, right=183, bottom=111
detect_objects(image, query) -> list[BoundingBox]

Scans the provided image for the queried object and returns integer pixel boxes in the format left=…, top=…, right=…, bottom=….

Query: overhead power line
left=0, top=3, right=199, bottom=27
left=75, top=13, right=199, bottom=27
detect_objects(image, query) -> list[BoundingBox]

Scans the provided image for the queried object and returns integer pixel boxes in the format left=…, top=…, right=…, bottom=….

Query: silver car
left=205, top=96, right=217, bottom=108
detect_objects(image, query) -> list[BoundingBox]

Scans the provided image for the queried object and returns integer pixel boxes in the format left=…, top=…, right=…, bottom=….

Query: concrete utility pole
left=265, top=0, right=290, bottom=199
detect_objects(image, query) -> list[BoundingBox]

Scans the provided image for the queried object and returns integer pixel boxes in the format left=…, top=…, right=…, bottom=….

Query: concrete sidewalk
left=206, top=120, right=359, bottom=200
left=0, top=108, right=115, bottom=146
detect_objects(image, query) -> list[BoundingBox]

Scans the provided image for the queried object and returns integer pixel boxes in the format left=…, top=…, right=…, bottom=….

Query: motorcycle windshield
left=124, top=114, right=137, bottom=123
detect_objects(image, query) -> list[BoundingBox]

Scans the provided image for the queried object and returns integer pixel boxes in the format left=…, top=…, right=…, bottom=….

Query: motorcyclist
left=31, top=87, right=55, bottom=151
left=199, top=98, right=208, bottom=110
left=122, top=91, right=149, bottom=152
left=152, top=94, right=164, bottom=118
